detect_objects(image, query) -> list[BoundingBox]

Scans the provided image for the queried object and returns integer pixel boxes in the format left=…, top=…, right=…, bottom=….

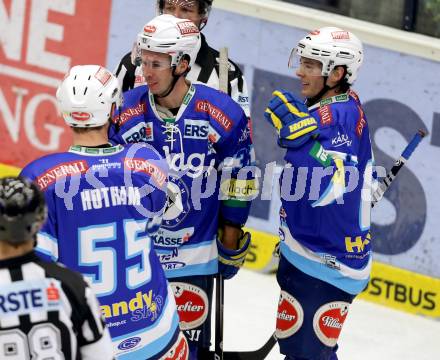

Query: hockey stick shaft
left=214, top=47, right=229, bottom=360
left=371, top=129, right=426, bottom=207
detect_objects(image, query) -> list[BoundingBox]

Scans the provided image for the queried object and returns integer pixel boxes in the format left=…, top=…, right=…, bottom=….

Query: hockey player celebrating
left=115, top=0, right=251, bottom=119
left=0, top=177, right=114, bottom=360
left=264, top=27, right=373, bottom=359
left=20, top=65, right=189, bottom=359
left=109, top=14, right=255, bottom=359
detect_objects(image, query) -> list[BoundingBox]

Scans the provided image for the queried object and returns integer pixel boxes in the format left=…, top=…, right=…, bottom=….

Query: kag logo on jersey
left=117, top=337, right=141, bottom=351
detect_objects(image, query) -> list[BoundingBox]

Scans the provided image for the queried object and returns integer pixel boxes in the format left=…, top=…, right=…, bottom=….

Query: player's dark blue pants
left=276, top=255, right=356, bottom=360
left=169, top=274, right=214, bottom=360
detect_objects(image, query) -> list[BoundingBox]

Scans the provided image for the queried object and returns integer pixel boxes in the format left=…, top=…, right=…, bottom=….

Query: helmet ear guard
left=56, top=65, right=122, bottom=128
left=0, top=177, right=47, bottom=245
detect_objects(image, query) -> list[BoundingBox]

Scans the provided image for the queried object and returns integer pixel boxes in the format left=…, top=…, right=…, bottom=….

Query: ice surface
left=215, top=269, right=440, bottom=360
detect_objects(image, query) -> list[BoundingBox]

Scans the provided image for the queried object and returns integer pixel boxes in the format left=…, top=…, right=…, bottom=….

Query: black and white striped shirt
left=0, top=251, right=113, bottom=360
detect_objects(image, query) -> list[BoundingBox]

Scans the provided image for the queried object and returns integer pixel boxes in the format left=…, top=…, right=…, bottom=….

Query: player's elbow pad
left=217, top=231, right=251, bottom=280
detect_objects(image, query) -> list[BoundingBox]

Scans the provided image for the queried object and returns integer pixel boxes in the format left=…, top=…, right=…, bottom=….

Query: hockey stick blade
left=209, top=332, right=277, bottom=360
left=371, top=129, right=426, bottom=207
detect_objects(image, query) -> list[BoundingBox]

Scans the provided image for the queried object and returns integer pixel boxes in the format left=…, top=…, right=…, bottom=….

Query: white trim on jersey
left=280, top=224, right=371, bottom=295
left=156, top=239, right=218, bottom=277
left=36, top=232, right=59, bottom=260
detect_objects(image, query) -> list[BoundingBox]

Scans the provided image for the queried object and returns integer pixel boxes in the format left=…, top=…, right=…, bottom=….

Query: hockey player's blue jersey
left=278, top=91, right=373, bottom=295
left=109, top=83, right=256, bottom=278
left=20, top=144, right=180, bottom=359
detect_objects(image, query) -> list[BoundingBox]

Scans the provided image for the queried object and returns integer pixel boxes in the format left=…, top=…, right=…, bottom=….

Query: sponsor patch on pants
left=171, top=282, right=208, bottom=330
left=161, top=332, right=189, bottom=360
left=313, top=301, right=350, bottom=347
left=275, top=290, right=304, bottom=339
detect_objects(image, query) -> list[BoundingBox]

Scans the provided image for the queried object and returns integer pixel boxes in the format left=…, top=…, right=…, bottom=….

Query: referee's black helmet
left=0, top=177, right=47, bottom=244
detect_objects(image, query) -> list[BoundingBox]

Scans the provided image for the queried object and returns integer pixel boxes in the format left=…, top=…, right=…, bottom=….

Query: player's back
left=20, top=144, right=182, bottom=359
left=0, top=251, right=113, bottom=360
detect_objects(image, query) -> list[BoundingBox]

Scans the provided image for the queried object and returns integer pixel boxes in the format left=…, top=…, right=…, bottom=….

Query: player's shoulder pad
left=192, top=83, right=246, bottom=134
left=20, top=152, right=71, bottom=178
left=312, top=94, right=360, bottom=128
left=123, top=143, right=169, bottom=187
left=112, top=85, right=149, bottom=128
left=20, top=152, right=88, bottom=191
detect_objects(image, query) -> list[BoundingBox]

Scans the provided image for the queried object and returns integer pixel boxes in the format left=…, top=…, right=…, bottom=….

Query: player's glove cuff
left=217, top=231, right=251, bottom=280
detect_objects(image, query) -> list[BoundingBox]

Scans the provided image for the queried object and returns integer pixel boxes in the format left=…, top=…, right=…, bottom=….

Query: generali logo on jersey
left=114, top=103, right=147, bottom=126
left=36, top=160, right=89, bottom=190
left=195, top=100, right=233, bottom=131
left=0, top=0, right=112, bottom=171
left=124, top=158, right=167, bottom=187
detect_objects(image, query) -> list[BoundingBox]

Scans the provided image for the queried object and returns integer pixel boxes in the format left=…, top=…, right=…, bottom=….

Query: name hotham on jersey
left=81, top=186, right=141, bottom=211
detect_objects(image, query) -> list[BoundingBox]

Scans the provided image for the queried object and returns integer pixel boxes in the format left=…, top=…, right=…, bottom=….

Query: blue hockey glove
left=264, top=90, right=319, bottom=148
left=217, top=230, right=251, bottom=280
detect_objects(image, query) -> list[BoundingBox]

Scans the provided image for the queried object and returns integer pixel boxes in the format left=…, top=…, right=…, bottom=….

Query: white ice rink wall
left=1, top=0, right=439, bottom=319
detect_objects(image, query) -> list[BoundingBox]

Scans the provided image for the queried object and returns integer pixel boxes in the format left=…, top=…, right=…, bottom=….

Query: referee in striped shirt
left=0, top=177, right=114, bottom=360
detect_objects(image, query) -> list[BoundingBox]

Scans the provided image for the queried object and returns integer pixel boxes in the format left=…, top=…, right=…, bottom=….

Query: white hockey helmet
left=290, top=27, right=363, bottom=84
left=137, top=14, right=201, bottom=68
left=56, top=65, right=122, bottom=128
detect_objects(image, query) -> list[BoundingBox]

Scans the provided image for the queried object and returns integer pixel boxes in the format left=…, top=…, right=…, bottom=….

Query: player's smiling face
left=141, top=50, right=173, bottom=95
left=295, top=57, right=325, bottom=98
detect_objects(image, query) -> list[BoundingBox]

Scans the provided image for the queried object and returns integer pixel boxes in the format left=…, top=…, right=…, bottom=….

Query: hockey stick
left=217, top=129, right=426, bottom=360
left=371, top=129, right=426, bottom=207
left=214, top=46, right=229, bottom=360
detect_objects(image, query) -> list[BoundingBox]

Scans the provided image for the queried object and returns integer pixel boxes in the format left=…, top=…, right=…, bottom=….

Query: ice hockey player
left=0, top=176, right=114, bottom=360
left=264, top=27, right=373, bottom=359
left=115, top=0, right=251, bottom=120
left=20, top=65, right=189, bottom=359
left=109, top=14, right=255, bottom=359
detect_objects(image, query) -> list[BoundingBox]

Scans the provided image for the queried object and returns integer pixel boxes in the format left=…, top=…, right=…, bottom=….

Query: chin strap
left=306, top=77, right=340, bottom=107
left=307, top=67, right=348, bottom=107
left=155, top=66, right=191, bottom=99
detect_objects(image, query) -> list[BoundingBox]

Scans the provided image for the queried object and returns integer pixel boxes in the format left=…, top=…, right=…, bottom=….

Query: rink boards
left=244, top=228, right=440, bottom=320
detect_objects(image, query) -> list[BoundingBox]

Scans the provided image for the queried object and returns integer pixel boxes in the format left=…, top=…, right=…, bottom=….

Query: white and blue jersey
left=279, top=91, right=374, bottom=295
left=20, top=144, right=181, bottom=359
left=109, top=83, right=255, bottom=279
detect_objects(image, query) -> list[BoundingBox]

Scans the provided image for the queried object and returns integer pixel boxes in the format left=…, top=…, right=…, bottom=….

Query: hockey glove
left=217, top=230, right=251, bottom=280
left=264, top=90, right=319, bottom=148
